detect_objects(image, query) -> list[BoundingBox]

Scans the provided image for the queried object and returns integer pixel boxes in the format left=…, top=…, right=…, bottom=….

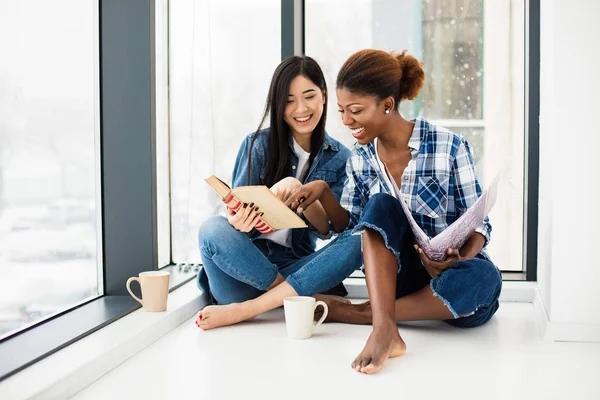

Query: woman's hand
left=285, top=180, right=328, bottom=214
left=414, top=246, right=462, bottom=278
left=270, top=177, right=302, bottom=203
left=227, top=203, right=263, bottom=233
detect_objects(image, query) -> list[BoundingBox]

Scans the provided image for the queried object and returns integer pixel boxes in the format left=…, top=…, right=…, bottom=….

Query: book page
left=382, top=160, right=431, bottom=249
left=398, top=192, right=431, bottom=249
left=204, top=175, right=232, bottom=199
left=231, top=186, right=307, bottom=230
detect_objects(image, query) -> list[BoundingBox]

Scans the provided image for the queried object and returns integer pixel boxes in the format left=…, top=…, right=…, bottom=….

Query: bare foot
left=352, top=322, right=406, bottom=374
left=314, top=298, right=371, bottom=324
left=194, top=303, right=254, bottom=330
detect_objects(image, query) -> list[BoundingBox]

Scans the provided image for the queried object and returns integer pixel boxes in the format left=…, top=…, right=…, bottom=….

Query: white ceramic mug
left=126, top=271, right=170, bottom=312
left=283, top=296, right=328, bottom=339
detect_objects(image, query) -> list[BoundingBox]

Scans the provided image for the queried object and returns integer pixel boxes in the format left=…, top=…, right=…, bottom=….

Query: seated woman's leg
left=198, top=216, right=278, bottom=304
left=197, top=222, right=363, bottom=330
left=433, top=256, right=502, bottom=328
left=347, top=193, right=412, bottom=374
left=279, top=229, right=362, bottom=297
left=198, top=259, right=264, bottom=305
left=322, top=251, right=501, bottom=328
left=381, top=256, right=501, bottom=327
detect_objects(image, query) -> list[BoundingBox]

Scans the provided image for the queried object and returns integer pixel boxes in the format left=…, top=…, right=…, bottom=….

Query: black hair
left=248, top=56, right=328, bottom=187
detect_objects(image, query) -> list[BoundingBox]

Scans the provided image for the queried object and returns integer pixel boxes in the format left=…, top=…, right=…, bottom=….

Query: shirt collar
left=408, top=117, right=425, bottom=151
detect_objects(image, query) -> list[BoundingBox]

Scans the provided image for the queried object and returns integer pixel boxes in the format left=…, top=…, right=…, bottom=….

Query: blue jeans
left=353, top=193, right=502, bottom=328
left=197, top=216, right=363, bottom=304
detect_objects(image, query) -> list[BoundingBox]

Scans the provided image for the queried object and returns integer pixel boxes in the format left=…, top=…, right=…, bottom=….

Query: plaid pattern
left=340, top=117, right=492, bottom=247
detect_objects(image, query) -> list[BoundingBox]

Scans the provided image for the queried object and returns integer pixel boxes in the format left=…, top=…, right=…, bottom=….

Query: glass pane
left=168, top=0, right=281, bottom=263
left=0, top=0, right=101, bottom=339
left=306, top=0, right=524, bottom=271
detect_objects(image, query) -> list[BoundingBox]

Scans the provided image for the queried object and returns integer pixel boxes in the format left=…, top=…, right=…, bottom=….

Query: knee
left=198, top=216, right=231, bottom=249
left=461, top=258, right=502, bottom=297
left=364, top=193, right=406, bottom=222
left=366, top=193, right=398, bottom=211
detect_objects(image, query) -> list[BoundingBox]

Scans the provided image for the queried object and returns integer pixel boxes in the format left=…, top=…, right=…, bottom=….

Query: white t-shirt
left=260, top=137, right=311, bottom=248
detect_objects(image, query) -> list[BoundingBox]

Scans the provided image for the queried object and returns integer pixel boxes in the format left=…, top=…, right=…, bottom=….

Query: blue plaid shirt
left=340, top=117, right=492, bottom=247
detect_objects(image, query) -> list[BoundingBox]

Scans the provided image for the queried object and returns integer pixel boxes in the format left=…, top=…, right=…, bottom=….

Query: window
left=0, top=0, right=101, bottom=339
left=168, top=0, right=282, bottom=263
left=306, top=0, right=525, bottom=272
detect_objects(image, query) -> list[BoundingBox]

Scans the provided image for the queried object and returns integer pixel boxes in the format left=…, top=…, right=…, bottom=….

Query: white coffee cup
left=283, top=296, right=328, bottom=339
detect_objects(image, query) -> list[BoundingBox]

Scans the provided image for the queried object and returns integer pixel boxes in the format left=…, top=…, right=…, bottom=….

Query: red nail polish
left=199, top=315, right=203, bottom=320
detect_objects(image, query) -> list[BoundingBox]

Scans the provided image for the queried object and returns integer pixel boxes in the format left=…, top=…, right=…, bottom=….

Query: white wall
left=538, top=0, right=600, bottom=333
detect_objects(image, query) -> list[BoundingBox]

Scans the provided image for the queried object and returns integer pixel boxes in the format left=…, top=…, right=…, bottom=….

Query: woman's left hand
left=285, top=180, right=328, bottom=213
left=414, top=246, right=462, bottom=278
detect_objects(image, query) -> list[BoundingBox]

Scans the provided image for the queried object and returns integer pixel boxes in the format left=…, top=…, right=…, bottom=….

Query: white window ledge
left=0, top=280, right=208, bottom=400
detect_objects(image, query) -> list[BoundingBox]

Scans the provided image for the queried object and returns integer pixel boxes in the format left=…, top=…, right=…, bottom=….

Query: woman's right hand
left=227, top=203, right=263, bottom=232
left=270, top=177, right=302, bottom=202
left=285, top=180, right=328, bottom=213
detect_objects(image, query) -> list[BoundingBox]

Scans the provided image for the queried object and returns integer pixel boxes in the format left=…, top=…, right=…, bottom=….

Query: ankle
left=238, top=300, right=260, bottom=319
left=372, top=318, right=397, bottom=331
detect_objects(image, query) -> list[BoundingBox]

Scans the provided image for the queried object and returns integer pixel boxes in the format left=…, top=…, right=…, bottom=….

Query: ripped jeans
left=353, top=193, right=502, bottom=328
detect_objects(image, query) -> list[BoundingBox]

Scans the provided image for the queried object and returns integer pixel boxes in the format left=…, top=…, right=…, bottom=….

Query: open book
left=205, top=175, right=308, bottom=234
left=398, top=174, right=500, bottom=261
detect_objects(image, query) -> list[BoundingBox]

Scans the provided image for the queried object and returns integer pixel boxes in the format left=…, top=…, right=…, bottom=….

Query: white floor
left=71, top=302, right=600, bottom=400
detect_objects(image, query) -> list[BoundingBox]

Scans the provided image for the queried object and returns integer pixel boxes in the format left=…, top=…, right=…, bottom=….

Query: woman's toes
left=362, top=363, right=381, bottom=375
left=362, top=353, right=385, bottom=374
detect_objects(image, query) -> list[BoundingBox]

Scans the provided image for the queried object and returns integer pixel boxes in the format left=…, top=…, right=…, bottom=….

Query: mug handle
left=126, top=277, right=143, bottom=306
left=313, top=300, right=328, bottom=329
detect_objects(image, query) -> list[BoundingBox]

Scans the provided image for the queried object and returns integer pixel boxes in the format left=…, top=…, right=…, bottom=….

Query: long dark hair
left=248, top=56, right=328, bottom=188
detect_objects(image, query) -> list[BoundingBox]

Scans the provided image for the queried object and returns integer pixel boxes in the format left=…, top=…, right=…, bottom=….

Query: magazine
left=398, top=174, right=500, bottom=260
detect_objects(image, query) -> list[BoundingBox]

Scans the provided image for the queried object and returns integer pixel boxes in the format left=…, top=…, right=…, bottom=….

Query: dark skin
left=286, top=88, right=486, bottom=375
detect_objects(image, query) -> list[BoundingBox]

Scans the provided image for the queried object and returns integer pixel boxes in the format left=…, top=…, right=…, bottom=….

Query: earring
left=385, top=109, right=390, bottom=114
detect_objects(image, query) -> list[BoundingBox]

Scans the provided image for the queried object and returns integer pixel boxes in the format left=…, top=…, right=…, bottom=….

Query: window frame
left=0, top=0, right=197, bottom=382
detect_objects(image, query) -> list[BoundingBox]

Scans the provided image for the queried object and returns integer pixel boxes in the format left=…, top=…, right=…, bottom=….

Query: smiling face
left=283, top=75, right=325, bottom=140
left=336, top=87, right=388, bottom=145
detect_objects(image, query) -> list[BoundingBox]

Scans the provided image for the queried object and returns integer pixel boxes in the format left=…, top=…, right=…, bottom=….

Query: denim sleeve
left=231, top=134, right=264, bottom=188
left=452, top=138, right=492, bottom=247
left=230, top=134, right=265, bottom=239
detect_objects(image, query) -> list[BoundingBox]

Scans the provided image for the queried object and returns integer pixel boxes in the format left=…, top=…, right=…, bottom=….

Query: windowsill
left=0, top=280, right=210, bottom=400
left=0, top=278, right=536, bottom=400
left=0, top=264, right=196, bottom=383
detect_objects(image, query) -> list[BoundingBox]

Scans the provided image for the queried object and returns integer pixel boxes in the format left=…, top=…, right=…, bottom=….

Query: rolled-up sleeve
left=340, top=153, right=369, bottom=230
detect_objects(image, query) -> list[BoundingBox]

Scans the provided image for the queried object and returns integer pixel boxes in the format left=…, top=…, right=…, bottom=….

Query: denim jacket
left=231, top=128, right=350, bottom=258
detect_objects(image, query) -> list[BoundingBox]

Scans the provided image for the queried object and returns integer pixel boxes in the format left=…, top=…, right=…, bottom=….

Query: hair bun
left=393, top=51, right=425, bottom=101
